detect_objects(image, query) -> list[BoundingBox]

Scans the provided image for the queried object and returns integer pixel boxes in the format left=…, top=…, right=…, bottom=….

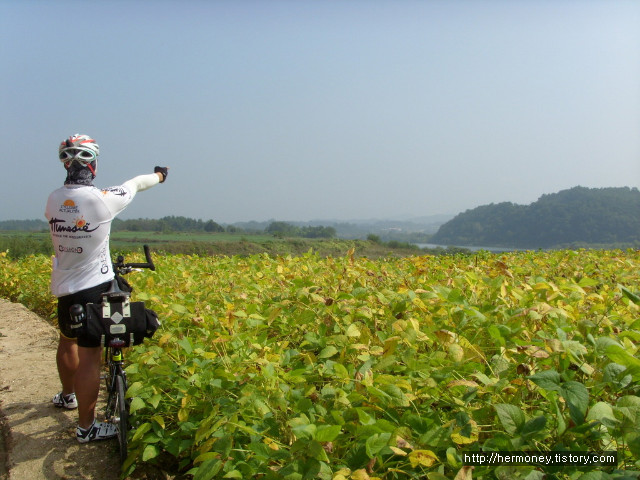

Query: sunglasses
left=59, top=148, right=96, bottom=162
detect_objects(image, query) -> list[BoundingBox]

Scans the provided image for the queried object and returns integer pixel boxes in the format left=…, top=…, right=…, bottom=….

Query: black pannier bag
left=84, top=295, right=160, bottom=347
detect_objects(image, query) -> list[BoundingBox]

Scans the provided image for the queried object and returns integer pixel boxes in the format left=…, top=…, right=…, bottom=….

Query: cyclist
left=45, top=133, right=168, bottom=443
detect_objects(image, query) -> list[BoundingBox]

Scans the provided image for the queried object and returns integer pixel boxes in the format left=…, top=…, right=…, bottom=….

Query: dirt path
left=0, top=298, right=122, bottom=480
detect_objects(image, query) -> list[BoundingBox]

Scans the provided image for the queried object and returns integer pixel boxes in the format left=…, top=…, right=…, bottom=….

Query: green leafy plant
left=1, top=248, right=639, bottom=479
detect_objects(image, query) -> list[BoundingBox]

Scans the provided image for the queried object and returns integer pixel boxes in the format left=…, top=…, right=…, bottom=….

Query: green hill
left=430, top=186, right=640, bottom=249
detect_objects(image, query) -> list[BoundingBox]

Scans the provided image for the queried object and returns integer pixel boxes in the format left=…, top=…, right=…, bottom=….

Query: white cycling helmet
left=59, top=134, right=100, bottom=165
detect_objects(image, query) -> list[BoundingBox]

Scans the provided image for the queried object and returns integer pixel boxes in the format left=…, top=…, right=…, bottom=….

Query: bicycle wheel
left=116, top=374, right=129, bottom=463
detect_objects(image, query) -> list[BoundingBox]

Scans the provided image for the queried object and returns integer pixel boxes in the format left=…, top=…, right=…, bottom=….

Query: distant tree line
left=232, top=219, right=442, bottom=240
left=0, top=217, right=337, bottom=239
left=111, top=218, right=337, bottom=238
left=0, top=217, right=231, bottom=234
left=4, top=187, right=637, bottom=248
left=111, top=216, right=226, bottom=233
left=430, top=186, right=640, bottom=249
left=265, top=221, right=336, bottom=238
left=0, top=219, right=48, bottom=232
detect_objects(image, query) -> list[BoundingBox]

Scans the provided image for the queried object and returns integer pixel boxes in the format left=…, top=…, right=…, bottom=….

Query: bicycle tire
left=116, top=374, right=129, bottom=463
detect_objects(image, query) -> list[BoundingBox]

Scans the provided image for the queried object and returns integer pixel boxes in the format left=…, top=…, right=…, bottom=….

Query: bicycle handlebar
left=114, top=245, right=156, bottom=273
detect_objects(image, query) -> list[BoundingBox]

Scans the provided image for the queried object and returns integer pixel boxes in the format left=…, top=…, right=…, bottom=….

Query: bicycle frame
left=105, top=340, right=127, bottom=393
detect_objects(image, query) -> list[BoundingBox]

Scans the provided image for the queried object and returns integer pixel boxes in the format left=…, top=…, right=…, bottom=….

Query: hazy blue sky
left=2, top=0, right=639, bottom=223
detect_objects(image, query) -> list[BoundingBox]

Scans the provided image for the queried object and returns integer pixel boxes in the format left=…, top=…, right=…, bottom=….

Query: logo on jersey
left=59, top=245, right=83, bottom=254
left=99, top=244, right=110, bottom=274
left=49, top=217, right=99, bottom=233
left=102, top=187, right=127, bottom=197
left=59, top=199, right=80, bottom=214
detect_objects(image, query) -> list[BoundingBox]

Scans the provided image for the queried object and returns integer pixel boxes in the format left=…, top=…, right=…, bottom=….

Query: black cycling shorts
left=57, top=281, right=112, bottom=348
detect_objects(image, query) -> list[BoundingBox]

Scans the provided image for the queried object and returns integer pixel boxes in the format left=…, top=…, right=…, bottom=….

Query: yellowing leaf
left=411, top=296, right=427, bottom=310
left=350, top=469, right=371, bottom=480
left=263, top=437, right=280, bottom=451
left=157, top=332, right=172, bottom=347
left=447, top=379, right=479, bottom=389
left=151, top=414, right=165, bottom=429
left=392, top=320, right=407, bottom=332
left=408, top=449, right=438, bottom=468
left=451, top=419, right=479, bottom=445
left=448, top=344, right=465, bottom=362
left=333, top=468, right=351, bottom=480
left=346, top=323, right=361, bottom=337
left=389, top=446, right=407, bottom=456
left=453, top=466, right=474, bottom=480
left=395, top=435, right=414, bottom=449
left=435, top=329, right=456, bottom=344
left=458, top=336, right=487, bottom=362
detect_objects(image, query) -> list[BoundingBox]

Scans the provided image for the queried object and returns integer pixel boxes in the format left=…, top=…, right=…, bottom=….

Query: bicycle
left=100, top=245, right=156, bottom=463
left=69, top=245, right=159, bottom=461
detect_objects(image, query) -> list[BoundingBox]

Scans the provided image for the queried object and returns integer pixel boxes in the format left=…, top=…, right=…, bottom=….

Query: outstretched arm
left=101, top=167, right=170, bottom=217
left=123, top=167, right=169, bottom=193
left=122, top=173, right=160, bottom=193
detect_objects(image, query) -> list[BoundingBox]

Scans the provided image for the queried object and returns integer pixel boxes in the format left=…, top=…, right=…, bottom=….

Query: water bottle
left=69, top=304, right=86, bottom=333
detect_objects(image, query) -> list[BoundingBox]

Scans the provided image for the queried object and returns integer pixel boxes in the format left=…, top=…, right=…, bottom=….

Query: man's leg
left=76, top=346, right=102, bottom=429
left=56, top=335, right=78, bottom=395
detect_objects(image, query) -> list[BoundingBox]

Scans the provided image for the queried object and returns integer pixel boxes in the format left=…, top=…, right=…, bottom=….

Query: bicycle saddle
left=102, top=278, right=130, bottom=302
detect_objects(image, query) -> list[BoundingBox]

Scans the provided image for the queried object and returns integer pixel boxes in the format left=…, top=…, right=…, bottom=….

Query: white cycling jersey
left=45, top=174, right=160, bottom=297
